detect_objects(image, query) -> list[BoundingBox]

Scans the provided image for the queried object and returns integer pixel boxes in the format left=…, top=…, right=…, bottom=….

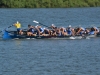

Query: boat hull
left=1, top=30, right=99, bottom=40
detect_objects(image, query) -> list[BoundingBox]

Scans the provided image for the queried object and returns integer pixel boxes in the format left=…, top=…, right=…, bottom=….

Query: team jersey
left=89, top=31, right=95, bottom=35
left=67, top=28, right=72, bottom=35
left=15, top=23, right=21, bottom=28
left=39, top=28, right=44, bottom=33
left=28, top=28, right=35, bottom=33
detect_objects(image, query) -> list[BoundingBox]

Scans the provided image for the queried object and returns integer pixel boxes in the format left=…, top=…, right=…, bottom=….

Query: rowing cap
left=17, top=21, right=19, bottom=24
left=68, top=25, right=71, bottom=27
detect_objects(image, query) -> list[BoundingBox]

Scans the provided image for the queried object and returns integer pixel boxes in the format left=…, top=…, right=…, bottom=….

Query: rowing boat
left=1, top=30, right=98, bottom=40
left=0, top=20, right=100, bottom=40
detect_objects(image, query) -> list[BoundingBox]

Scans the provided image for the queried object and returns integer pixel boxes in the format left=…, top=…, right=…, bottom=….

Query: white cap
left=68, top=25, right=71, bottom=27
left=52, top=24, right=55, bottom=26
left=17, top=21, right=19, bottom=24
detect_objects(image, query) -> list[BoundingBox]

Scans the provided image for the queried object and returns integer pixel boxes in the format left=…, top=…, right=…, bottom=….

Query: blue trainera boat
left=1, top=30, right=100, bottom=40
left=1, top=20, right=100, bottom=40
left=2, top=30, right=73, bottom=39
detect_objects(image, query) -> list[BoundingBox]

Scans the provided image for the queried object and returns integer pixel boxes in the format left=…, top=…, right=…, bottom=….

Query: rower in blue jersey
left=76, top=27, right=86, bottom=35
left=89, top=26, right=99, bottom=35
left=60, top=27, right=68, bottom=36
left=67, top=25, right=75, bottom=36
left=42, top=28, right=50, bottom=36
left=37, top=25, right=44, bottom=35
left=56, top=28, right=62, bottom=36
left=27, top=25, right=36, bottom=36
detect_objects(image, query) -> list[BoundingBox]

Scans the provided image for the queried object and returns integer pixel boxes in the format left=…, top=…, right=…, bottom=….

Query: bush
left=0, top=0, right=100, bottom=8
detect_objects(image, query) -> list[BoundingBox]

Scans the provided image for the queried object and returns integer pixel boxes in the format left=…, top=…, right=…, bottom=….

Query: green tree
left=0, top=0, right=100, bottom=8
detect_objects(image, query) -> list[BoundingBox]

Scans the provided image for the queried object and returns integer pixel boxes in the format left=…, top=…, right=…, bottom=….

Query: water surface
left=0, top=7, right=100, bottom=75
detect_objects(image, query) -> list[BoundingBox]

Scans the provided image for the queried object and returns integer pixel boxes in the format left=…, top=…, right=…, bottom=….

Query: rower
left=42, top=28, right=50, bottom=36
left=67, top=25, right=75, bottom=36
left=60, top=27, right=67, bottom=36
left=27, top=25, right=36, bottom=36
left=56, top=28, right=62, bottom=36
left=76, top=27, right=86, bottom=35
left=13, top=21, right=23, bottom=35
left=89, top=26, right=99, bottom=35
left=51, top=24, right=56, bottom=29
left=37, top=25, right=44, bottom=35
left=50, top=29, right=57, bottom=36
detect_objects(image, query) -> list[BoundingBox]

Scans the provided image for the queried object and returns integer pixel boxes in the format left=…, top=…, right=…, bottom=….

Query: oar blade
left=33, top=20, right=39, bottom=23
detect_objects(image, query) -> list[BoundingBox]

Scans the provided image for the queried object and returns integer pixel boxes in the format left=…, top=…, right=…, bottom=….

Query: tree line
left=0, top=0, right=100, bottom=8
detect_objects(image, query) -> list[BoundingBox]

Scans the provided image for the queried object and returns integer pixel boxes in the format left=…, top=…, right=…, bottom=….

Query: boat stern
left=2, top=30, right=12, bottom=39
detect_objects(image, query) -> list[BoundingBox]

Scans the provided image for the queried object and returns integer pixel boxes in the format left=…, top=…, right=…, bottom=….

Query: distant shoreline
left=0, top=0, right=100, bottom=8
